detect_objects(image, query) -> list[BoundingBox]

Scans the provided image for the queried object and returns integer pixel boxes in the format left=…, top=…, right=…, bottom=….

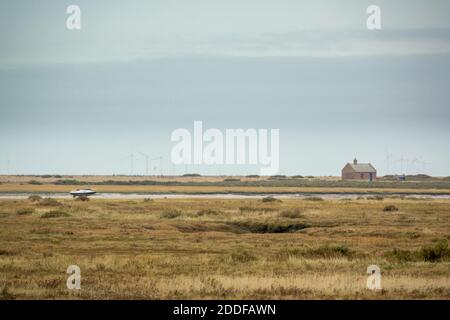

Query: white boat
left=69, top=189, right=96, bottom=197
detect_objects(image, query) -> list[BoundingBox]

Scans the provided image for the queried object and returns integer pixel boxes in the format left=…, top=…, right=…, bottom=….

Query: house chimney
left=353, top=158, right=357, bottom=165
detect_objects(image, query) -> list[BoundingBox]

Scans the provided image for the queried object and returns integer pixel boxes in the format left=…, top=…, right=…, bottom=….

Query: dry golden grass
left=0, top=197, right=449, bottom=299
left=1, top=183, right=450, bottom=195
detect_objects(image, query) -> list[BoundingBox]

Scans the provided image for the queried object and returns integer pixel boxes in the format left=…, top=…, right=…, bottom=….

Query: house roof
left=347, top=163, right=376, bottom=173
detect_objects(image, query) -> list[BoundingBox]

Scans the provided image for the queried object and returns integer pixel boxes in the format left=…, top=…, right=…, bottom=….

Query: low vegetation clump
left=229, top=220, right=308, bottom=233
left=367, top=195, right=384, bottom=201
left=303, top=196, right=323, bottom=201
left=161, top=209, right=182, bottom=219
left=279, top=209, right=303, bottom=219
left=420, top=240, right=450, bottom=262
left=229, top=249, right=257, bottom=263
left=387, top=240, right=450, bottom=263
left=268, top=175, right=287, bottom=180
left=28, top=180, right=43, bottom=185
left=0, top=284, right=14, bottom=300
left=41, top=210, right=70, bottom=218
left=261, top=196, right=281, bottom=203
left=16, top=208, right=34, bottom=215
left=0, top=250, right=14, bottom=256
left=383, top=205, right=399, bottom=212
left=196, top=209, right=219, bottom=216
left=303, top=245, right=351, bottom=258
left=28, top=195, right=42, bottom=202
left=54, top=179, right=82, bottom=185
left=37, top=198, right=62, bottom=207
left=223, top=178, right=240, bottom=182
left=75, top=196, right=90, bottom=202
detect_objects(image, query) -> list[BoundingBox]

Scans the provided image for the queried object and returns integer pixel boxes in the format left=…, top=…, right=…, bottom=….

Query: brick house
left=341, top=158, right=377, bottom=181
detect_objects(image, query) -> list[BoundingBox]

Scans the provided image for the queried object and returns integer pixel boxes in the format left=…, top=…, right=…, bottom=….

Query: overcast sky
left=0, top=0, right=449, bottom=176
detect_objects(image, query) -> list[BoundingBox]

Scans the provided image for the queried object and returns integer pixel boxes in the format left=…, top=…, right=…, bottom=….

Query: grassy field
left=1, top=196, right=449, bottom=300
left=2, top=174, right=450, bottom=196
left=2, top=183, right=450, bottom=195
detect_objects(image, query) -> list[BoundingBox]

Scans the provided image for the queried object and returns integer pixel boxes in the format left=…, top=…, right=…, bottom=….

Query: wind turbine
left=411, top=158, right=420, bottom=174
left=149, top=156, right=163, bottom=177
left=121, top=153, right=135, bottom=175
left=385, top=148, right=393, bottom=176
left=139, top=152, right=150, bottom=176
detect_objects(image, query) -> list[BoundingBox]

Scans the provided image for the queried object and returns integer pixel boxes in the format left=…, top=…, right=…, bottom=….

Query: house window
left=360, top=173, right=364, bottom=179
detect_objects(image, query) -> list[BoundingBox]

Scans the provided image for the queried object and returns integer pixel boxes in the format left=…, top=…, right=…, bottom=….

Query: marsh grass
left=279, top=209, right=303, bottom=219
left=383, top=205, right=399, bottom=212
left=161, top=209, right=182, bottom=219
left=0, top=197, right=449, bottom=299
left=41, top=210, right=70, bottom=218
left=38, top=198, right=62, bottom=207
left=16, top=208, right=35, bottom=215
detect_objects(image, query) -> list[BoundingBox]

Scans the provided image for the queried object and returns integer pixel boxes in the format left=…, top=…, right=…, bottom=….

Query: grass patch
left=228, top=221, right=308, bottom=233
left=279, top=209, right=303, bottom=219
left=261, top=196, right=281, bottom=203
left=16, top=208, right=34, bottom=215
left=161, top=209, right=182, bottom=219
left=75, top=196, right=90, bottom=202
left=41, top=210, right=70, bottom=219
left=383, top=205, right=399, bottom=212
left=420, top=239, right=450, bottom=262
left=28, top=195, right=42, bottom=202
left=303, top=245, right=351, bottom=258
left=38, top=198, right=62, bottom=207
left=197, top=209, right=219, bottom=216
left=303, top=197, right=324, bottom=201
left=386, top=240, right=450, bottom=262
left=229, top=249, right=257, bottom=263
left=367, top=195, right=384, bottom=201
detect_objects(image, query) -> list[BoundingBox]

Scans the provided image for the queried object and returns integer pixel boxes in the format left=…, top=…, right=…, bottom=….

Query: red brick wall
left=341, top=170, right=376, bottom=180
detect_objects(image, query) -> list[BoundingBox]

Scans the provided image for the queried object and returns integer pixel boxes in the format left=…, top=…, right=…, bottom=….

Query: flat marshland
left=0, top=196, right=449, bottom=299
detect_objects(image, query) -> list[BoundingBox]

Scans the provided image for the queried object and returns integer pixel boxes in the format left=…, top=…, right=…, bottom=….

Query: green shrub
left=386, top=240, right=450, bottom=263
left=16, top=208, right=34, bottom=215
left=54, top=179, right=82, bottom=185
left=182, top=173, right=200, bottom=177
left=41, top=210, right=70, bottom=218
left=279, top=209, right=302, bottom=219
left=385, top=248, right=416, bottom=262
left=161, top=209, right=181, bottom=219
left=420, top=240, right=450, bottom=262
